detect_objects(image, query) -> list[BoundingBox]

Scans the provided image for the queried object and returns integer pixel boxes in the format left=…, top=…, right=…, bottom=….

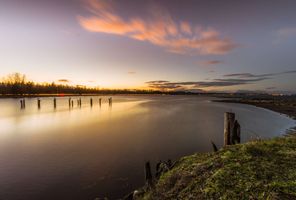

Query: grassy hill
left=135, top=135, right=296, bottom=200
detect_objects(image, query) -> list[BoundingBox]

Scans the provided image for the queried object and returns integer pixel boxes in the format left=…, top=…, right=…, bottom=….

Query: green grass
left=138, top=136, right=296, bottom=200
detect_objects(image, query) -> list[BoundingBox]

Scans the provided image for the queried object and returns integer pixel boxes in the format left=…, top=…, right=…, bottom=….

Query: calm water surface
left=0, top=96, right=294, bottom=199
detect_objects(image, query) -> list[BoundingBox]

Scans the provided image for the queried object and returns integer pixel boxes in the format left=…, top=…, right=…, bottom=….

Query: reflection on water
left=0, top=96, right=295, bottom=199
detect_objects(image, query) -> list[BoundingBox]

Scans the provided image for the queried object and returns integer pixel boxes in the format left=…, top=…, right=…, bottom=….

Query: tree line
left=0, top=73, right=192, bottom=96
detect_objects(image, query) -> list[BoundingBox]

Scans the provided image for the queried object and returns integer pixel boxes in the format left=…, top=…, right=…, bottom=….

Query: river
left=0, top=95, right=294, bottom=199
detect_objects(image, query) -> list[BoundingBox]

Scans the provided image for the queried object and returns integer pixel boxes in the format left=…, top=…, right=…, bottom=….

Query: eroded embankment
left=131, top=135, right=296, bottom=200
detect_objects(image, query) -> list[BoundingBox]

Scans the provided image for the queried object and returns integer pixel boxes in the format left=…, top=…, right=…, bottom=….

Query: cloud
left=146, top=70, right=296, bottom=91
left=58, top=79, right=70, bottom=83
left=266, top=87, right=276, bottom=90
left=180, top=21, right=192, bottom=35
left=223, top=73, right=271, bottom=78
left=78, top=0, right=238, bottom=55
left=274, top=27, right=296, bottom=43
left=128, top=71, right=136, bottom=74
left=224, top=70, right=296, bottom=78
left=277, top=27, right=296, bottom=38
left=199, top=60, right=224, bottom=66
left=146, top=77, right=267, bottom=90
left=146, top=80, right=170, bottom=84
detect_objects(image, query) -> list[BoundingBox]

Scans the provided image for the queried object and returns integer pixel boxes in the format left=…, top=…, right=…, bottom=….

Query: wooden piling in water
left=99, top=98, right=102, bottom=106
left=108, top=97, right=112, bottom=106
left=53, top=98, right=57, bottom=109
left=68, top=98, right=71, bottom=108
left=20, top=99, right=23, bottom=109
left=37, top=98, right=41, bottom=109
left=71, top=100, right=74, bottom=107
left=90, top=98, right=93, bottom=107
left=23, top=99, right=26, bottom=108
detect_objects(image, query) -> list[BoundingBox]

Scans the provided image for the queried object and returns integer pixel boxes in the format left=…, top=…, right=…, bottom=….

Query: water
left=0, top=95, right=294, bottom=200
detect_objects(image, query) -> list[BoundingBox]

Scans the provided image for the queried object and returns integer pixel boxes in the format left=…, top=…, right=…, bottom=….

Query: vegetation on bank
left=135, top=136, right=296, bottom=200
left=0, top=73, right=199, bottom=96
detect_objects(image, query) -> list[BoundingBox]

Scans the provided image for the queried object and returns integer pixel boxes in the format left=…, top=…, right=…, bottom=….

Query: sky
left=0, top=0, right=296, bottom=92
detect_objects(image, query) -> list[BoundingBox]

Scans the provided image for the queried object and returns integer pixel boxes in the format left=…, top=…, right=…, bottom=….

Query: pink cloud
left=199, top=60, right=224, bottom=66
left=180, top=21, right=192, bottom=34
left=78, top=0, right=237, bottom=55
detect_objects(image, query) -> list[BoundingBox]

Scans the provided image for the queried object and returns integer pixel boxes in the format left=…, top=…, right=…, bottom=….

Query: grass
left=137, top=136, right=296, bottom=200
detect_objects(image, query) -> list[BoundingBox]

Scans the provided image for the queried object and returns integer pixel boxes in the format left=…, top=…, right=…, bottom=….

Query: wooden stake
left=232, top=120, right=241, bottom=144
left=37, top=98, right=41, bottom=109
left=145, top=161, right=153, bottom=187
left=109, top=97, right=112, bottom=106
left=90, top=98, right=93, bottom=107
left=53, top=98, right=56, bottom=109
left=224, top=112, right=235, bottom=146
left=20, top=99, right=23, bottom=109
left=68, top=98, right=71, bottom=108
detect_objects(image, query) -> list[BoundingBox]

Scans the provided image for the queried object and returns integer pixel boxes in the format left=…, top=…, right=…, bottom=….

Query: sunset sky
left=1, top=0, right=296, bottom=92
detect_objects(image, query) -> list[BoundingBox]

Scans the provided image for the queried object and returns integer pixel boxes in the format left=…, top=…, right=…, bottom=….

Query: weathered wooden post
left=224, top=112, right=235, bottom=146
left=53, top=98, right=57, bottom=109
left=79, top=98, right=82, bottom=107
left=145, top=161, right=153, bottom=187
left=68, top=98, right=71, bottom=108
left=99, top=98, right=102, bottom=106
left=108, top=97, right=112, bottom=106
left=20, top=99, right=23, bottom=109
left=23, top=99, right=26, bottom=108
left=71, top=100, right=74, bottom=107
left=232, top=120, right=241, bottom=144
left=37, top=98, right=41, bottom=109
left=224, top=112, right=241, bottom=146
left=90, top=98, right=93, bottom=107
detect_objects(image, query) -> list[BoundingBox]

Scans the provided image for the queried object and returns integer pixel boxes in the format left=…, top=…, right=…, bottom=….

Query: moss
left=139, top=136, right=296, bottom=200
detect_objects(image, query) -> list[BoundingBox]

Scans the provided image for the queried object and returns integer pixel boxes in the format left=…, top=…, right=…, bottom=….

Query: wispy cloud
left=224, top=70, right=296, bottom=78
left=199, top=60, right=224, bottom=66
left=147, top=70, right=296, bottom=91
left=128, top=71, right=136, bottom=74
left=78, top=0, right=238, bottom=55
left=180, top=21, right=192, bottom=35
left=266, top=87, right=276, bottom=90
left=58, top=79, right=70, bottom=83
left=274, top=27, right=296, bottom=43
left=277, top=27, right=296, bottom=38
left=146, top=78, right=266, bottom=90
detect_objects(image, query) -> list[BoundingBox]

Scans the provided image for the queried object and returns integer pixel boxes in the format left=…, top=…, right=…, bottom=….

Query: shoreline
left=123, top=98, right=296, bottom=199
left=134, top=136, right=296, bottom=199
left=213, top=98, right=296, bottom=120
left=213, top=98, right=296, bottom=136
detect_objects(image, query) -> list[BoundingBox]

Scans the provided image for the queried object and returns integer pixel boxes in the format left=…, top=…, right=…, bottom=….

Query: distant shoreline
left=213, top=98, right=296, bottom=120
left=0, top=93, right=188, bottom=98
